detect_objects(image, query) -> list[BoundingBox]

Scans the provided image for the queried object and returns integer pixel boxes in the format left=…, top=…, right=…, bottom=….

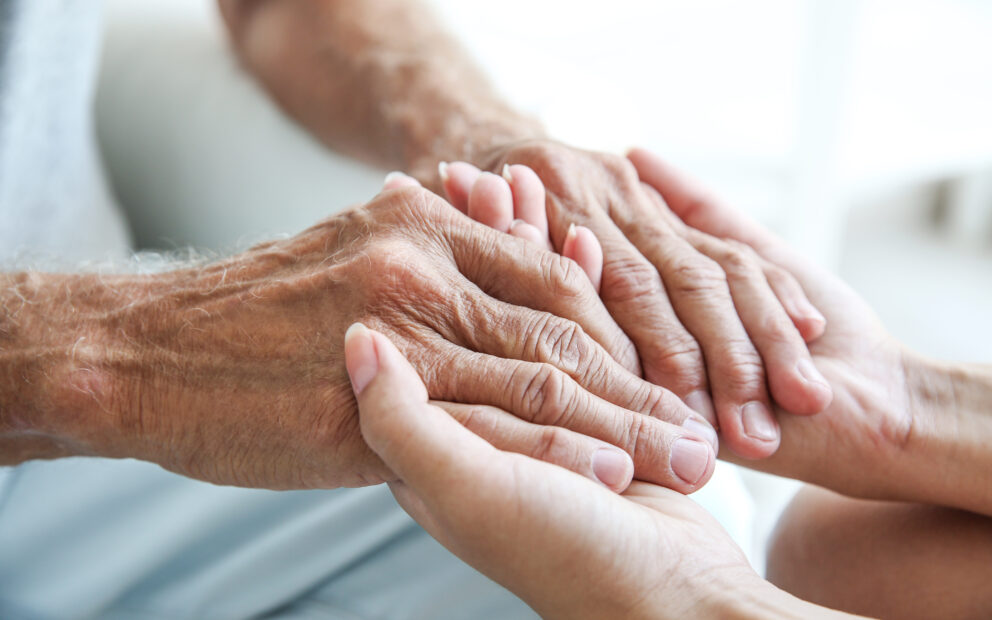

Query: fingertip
left=344, top=322, right=377, bottom=396
left=509, top=219, right=550, bottom=248
left=504, top=164, right=548, bottom=235
left=441, top=161, right=482, bottom=212
left=796, top=314, right=827, bottom=342
left=592, top=447, right=634, bottom=493
left=383, top=171, right=421, bottom=191
left=468, top=171, right=514, bottom=233
left=719, top=401, right=781, bottom=460
left=562, top=224, right=603, bottom=293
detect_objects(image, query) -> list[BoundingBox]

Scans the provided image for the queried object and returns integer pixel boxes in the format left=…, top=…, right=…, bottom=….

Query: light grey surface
left=0, top=0, right=130, bottom=265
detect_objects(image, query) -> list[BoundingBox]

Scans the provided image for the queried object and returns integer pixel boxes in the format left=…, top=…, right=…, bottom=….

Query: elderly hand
left=433, top=144, right=833, bottom=461
left=27, top=180, right=717, bottom=491
left=346, top=324, right=852, bottom=620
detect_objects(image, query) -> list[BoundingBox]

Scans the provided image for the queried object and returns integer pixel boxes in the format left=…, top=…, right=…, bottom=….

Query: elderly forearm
left=0, top=272, right=138, bottom=464
left=218, top=0, right=544, bottom=179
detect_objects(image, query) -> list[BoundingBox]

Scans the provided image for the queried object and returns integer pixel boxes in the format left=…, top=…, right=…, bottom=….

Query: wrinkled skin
left=57, top=186, right=714, bottom=491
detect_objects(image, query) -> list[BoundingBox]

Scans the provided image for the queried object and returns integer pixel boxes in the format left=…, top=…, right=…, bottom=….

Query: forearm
left=904, top=353, right=992, bottom=516
left=631, top=576, right=865, bottom=620
left=219, top=0, right=544, bottom=179
left=0, top=272, right=136, bottom=464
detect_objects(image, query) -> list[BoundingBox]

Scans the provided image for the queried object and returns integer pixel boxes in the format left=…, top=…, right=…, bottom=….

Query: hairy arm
left=217, top=0, right=542, bottom=180
left=0, top=272, right=138, bottom=465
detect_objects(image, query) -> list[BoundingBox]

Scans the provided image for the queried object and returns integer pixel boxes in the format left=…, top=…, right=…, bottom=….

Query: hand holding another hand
left=347, top=323, right=853, bottom=620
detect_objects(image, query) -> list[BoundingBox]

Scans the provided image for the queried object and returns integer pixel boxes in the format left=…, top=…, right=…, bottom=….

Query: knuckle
left=758, top=312, right=801, bottom=346
left=511, top=363, right=576, bottom=426
left=645, top=339, right=706, bottom=386
left=532, top=315, right=591, bottom=374
left=601, top=254, right=665, bottom=303
left=597, top=152, right=639, bottom=184
left=541, top=252, right=590, bottom=300
left=667, top=255, right=727, bottom=295
left=533, top=426, right=575, bottom=464
left=717, top=245, right=761, bottom=279
left=719, top=344, right=767, bottom=391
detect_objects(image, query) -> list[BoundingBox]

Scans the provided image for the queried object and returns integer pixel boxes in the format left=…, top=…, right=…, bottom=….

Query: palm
left=731, top=251, right=913, bottom=497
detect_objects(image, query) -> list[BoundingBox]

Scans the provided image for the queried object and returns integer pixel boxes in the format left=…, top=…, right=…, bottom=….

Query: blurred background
left=97, top=0, right=992, bottom=574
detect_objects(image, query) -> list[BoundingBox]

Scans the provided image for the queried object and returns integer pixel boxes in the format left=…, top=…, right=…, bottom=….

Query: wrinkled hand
left=81, top=182, right=716, bottom=491
left=628, top=149, right=917, bottom=500
left=346, top=324, right=772, bottom=620
left=435, top=142, right=833, bottom=460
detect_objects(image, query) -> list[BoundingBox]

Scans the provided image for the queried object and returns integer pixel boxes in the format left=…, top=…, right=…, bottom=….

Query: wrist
left=0, top=271, right=154, bottom=464
left=631, top=573, right=854, bottom=620
left=903, top=351, right=992, bottom=514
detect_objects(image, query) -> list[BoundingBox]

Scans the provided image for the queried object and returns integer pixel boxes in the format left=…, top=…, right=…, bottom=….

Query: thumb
left=344, top=323, right=503, bottom=504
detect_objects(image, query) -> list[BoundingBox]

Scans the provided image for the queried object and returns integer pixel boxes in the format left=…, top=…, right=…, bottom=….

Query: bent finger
left=425, top=346, right=716, bottom=493
left=439, top=401, right=633, bottom=492
left=439, top=161, right=482, bottom=212
left=562, top=223, right=603, bottom=293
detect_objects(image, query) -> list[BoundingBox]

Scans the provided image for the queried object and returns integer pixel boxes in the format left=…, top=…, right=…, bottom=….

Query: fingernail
left=384, top=171, right=407, bottom=186
left=501, top=163, right=514, bottom=184
left=344, top=323, right=378, bottom=396
left=438, top=161, right=449, bottom=183
left=800, top=299, right=827, bottom=325
left=684, top=390, right=716, bottom=426
left=683, top=417, right=719, bottom=453
left=592, top=448, right=632, bottom=490
left=796, top=358, right=829, bottom=389
left=742, top=402, right=778, bottom=441
left=670, top=438, right=711, bottom=485
left=565, top=222, right=577, bottom=242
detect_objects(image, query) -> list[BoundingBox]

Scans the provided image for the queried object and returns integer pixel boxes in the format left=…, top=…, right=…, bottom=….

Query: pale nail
left=344, top=323, right=378, bottom=396
left=670, top=438, right=711, bottom=485
left=501, top=163, right=514, bottom=184
left=384, top=171, right=407, bottom=185
left=683, top=417, right=719, bottom=453
left=438, top=161, right=450, bottom=183
left=592, top=448, right=632, bottom=490
left=741, top=402, right=778, bottom=441
left=684, top=390, right=717, bottom=426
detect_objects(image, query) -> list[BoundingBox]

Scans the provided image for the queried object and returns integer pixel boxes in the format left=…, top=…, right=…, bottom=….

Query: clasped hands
left=48, top=140, right=924, bottom=617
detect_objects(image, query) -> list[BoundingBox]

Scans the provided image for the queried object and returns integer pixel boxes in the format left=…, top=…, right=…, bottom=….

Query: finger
left=618, top=220, right=781, bottom=459
left=628, top=148, right=830, bottom=333
left=383, top=171, right=422, bottom=191
left=439, top=401, right=633, bottom=492
left=423, top=344, right=716, bottom=493
left=509, top=219, right=551, bottom=249
left=760, top=257, right=827, bottom=341
left=502, top=164, right=549, bottom=238
left=468, top=172, right=514, bottom=233
left=446, top=220, right=641, bottom=376
left=542, top=198, right=715, bottom=424
left=436, top=286, right=716, bottom=448
left=561, top=223, right=603, bottom=293
left=687, top=234, right=833, bottom=416
left=438, top=161, right=482, bottom=213
left=346, top=322, right=512, bottom=511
